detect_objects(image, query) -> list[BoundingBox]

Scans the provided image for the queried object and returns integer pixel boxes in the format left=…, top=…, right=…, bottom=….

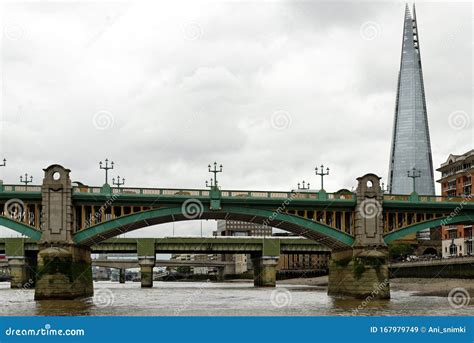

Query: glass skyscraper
left=388, top=4, right=435, bottom=196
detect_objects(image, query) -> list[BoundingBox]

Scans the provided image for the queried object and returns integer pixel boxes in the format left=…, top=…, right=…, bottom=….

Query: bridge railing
left=1, top=185, right=41, bottom=192
left=72, top=186, right=356, bottom=200
left=384, top=194, right=473, bottom=203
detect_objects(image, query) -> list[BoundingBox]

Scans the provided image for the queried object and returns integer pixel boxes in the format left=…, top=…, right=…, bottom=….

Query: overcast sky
left=0, top=0, right=472, bottom=237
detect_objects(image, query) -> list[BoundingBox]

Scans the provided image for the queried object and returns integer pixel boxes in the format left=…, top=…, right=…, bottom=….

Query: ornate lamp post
left=315, top=164, right=329, bottom=190
left=99, top=159, right=114, bottom=185
left=407, top=167, right=421, bottom=193
left=297, top=181, right=310, bottom=190
left=20, top=173, right=33, bottom=186
left=112, top=176, right=125, bottom=188
left=208, top=162, right=223, bottom=188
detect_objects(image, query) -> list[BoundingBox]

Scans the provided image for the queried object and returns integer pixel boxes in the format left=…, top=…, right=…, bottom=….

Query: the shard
left=388, top=4, right=435, bottom=196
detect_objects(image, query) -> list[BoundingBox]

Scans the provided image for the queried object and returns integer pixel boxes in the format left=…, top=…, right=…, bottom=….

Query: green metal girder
left=383, top=212, right=474, bottom=244
left=73, top=205, right=355, bottom=247
left=0, top=216, right=42, bottom=241
left=136, top=238, right=156, bottom=257
left=5, top=237, right=25, bottom=256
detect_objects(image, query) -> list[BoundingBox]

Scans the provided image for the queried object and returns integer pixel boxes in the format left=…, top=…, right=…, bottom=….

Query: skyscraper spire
left=388, top=4, right=435, bottom=195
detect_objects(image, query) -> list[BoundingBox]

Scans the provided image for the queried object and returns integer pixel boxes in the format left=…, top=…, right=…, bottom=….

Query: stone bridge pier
left=34, top=165, right=93, bottom=300
left=5, top=238, right=36, bottom=289
left=137, top=239, right=156, bottom=288
left=252, top=239, right=280, bottom=287
left=328, top=174, right=390, bottom=299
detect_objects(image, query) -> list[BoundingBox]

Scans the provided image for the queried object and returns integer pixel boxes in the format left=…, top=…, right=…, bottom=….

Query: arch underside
left=384, top=213, right=474, bottom=244
left=73, top=206, right=355, bottom=249
left=0, top=216, right=42, bottom=241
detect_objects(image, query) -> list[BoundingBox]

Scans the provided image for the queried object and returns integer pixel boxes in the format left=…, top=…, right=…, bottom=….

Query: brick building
left=437, top=150, right=473, bottom=257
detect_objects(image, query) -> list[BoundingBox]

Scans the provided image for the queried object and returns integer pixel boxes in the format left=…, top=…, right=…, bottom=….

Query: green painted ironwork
left=73, top=205, right=355, bottom=247
left=0, top=216, right=42, bottom=241
left=384, top=212, right=474, bottom=244
left=5, top=237, right=25, bottom=256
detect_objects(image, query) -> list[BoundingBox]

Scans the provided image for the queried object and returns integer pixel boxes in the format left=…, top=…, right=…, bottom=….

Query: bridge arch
left=383, top=213, right=474, bottom=244
left=73, top=205, right=355, bottom=249
left=0, top=216, right=42, bottom=241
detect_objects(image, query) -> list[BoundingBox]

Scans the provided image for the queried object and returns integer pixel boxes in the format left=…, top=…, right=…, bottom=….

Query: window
left=467, top=242, right=473, bottom=255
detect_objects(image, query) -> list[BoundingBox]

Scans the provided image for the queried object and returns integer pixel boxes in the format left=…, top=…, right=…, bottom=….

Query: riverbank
left=277, top=276, right=474, bottom=297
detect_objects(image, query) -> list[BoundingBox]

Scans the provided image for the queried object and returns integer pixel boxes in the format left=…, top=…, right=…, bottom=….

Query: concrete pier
left=34, top=165, right=93, bottom=300
left=8, top=258, right=30, bottom=288
left=35, top=245, right=93, bottom=300
left=119, top=268, right=126, bottom=283
left=252, top=256, right=279, bottom=287
left=328, top=174, right=390, bottom=299
left=328, top=247, right=389, bottom=299
left=139, top=258, right=155, bottom=288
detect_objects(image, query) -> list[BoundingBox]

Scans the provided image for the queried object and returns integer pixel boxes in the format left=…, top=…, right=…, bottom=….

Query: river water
left=0, top=281, right=471, bottom=316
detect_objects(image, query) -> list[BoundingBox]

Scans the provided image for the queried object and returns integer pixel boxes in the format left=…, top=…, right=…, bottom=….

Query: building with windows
left=216, top=220, right=272, bottom=237
left=169, top=253, right=219, bottom=275
left=437, top=150, right=474, bottom=257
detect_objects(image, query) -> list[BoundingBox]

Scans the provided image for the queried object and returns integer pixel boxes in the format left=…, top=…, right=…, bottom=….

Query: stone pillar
left=8, top=258, right=29, bottom=288
left=328, top=247, right=389, bottom=299
left=328, top=174, right=390, bottom=299
left=139, top=258, right=155, bottom=288
left=252, top=256, right=279, bottom=287
left=137, top=239, right=156, bottom=288
left=5, top=238, right=34, bottom=288
left=216, top=267, right=225, bottom=282
left=119, top=268, right=126, bottom=283
left=35, top=165, right=93, bottom=300
left=35, top=246, right=93, bottom=300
